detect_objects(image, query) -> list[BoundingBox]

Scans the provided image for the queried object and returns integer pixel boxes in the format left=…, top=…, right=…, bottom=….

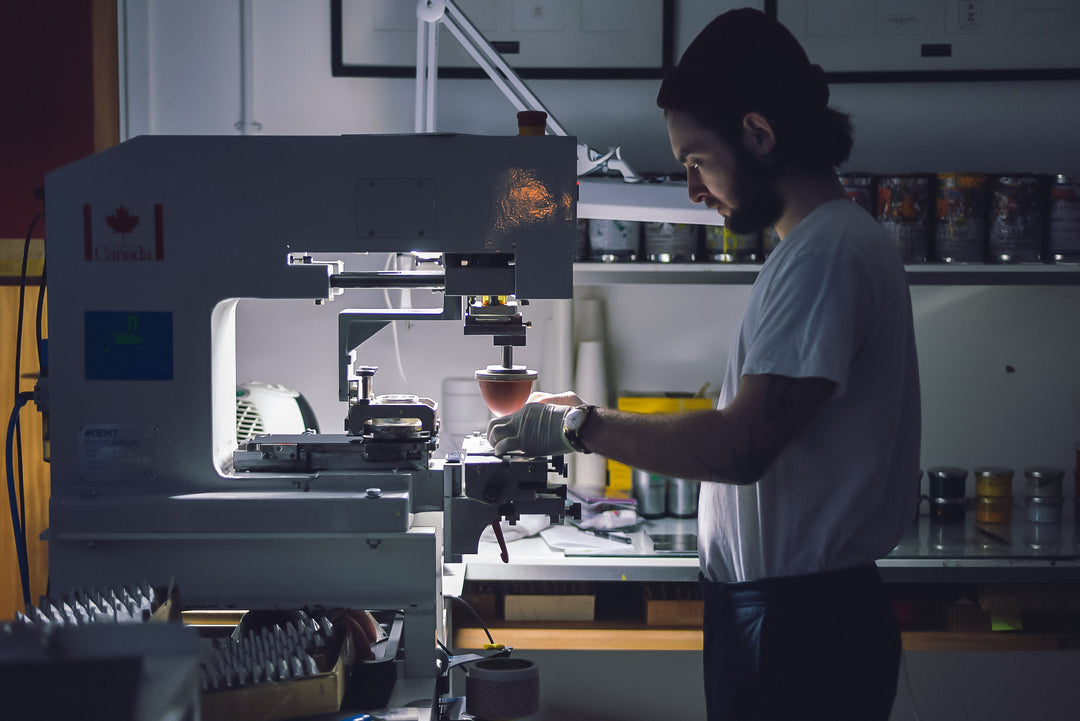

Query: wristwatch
left=562, top=404, right=596, bottom=454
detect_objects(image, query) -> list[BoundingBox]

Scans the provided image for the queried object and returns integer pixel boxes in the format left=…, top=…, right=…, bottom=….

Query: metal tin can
left=974, top=466, right=1014, bottom=498
left=644, top=222, right=698, bottom=262
left=988, top=174, right=1045, bottom=263
left=927, top=466, right=967, bottom=498
left=876, top=174, right=932, bottom=263
left=588, top=219, right=640, bottom=262
left=1024, top=466, right=1064, bottom=498
left=704, top=225, right=761, bottom=263
left=934, top=172, right=989, bottom=263
left=839, top=173, right=876, bottom=214
left=666, top=477, right=699, bottom=518
left=631, top=468, right=667, bottom=518
left=1048, top=175, right=1080, bottom=262
left=975, top=495, right=1012, bottom=524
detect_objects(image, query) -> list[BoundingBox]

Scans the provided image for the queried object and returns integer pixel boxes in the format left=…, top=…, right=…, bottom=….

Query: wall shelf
left=574, top=262, right=1080, bottom=286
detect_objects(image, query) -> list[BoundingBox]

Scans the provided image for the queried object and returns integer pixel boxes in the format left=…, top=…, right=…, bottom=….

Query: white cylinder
left=573, top=340, right=608, bottom=495
left=440, top=377, right=491, bottom=454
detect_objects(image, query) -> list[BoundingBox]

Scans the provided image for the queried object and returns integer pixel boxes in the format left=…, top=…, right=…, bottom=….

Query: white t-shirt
left=699, top=199, right=921, bottom=583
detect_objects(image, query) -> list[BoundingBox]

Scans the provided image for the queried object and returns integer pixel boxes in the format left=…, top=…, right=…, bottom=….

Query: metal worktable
left=460, top=501, right=1080, bottom=585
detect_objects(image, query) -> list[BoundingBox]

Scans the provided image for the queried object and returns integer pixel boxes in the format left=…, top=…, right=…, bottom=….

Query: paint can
left=934, top=172, right=989, bottom=263
left=588, top=219, right=640, bottom=262
left=988, top=174, right=1045, bottom=263
left=631, top=468, right=667, bottom=518
left=1048, top=175, right=1080, bottom=262
left=876, top=174, right=932, bottom=263
left=839, top=173, right=876, bottom=214
left=704, top=225, right=761, bottom=262
left=666, top=477, right=699, bottom=518
left=644, top=222, right=698, bottom=262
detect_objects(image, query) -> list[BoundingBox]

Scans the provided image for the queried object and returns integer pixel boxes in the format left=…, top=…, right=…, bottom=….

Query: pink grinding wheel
left=477, top=377, right=535, bottom=417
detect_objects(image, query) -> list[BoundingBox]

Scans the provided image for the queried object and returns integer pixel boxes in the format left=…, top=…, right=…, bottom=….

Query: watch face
left=565, top=408, right=584, bottom=430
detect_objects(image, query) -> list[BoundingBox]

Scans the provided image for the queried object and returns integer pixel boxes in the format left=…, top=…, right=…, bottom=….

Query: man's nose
left=687, top=169, right=708, bottom=204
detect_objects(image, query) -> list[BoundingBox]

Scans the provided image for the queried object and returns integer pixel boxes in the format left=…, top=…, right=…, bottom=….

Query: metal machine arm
left=415, top=0, right=642, bottom=182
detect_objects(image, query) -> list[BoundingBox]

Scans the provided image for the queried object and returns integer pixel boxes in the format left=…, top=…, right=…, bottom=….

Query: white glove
left=487, top=402, right=574, bottom=457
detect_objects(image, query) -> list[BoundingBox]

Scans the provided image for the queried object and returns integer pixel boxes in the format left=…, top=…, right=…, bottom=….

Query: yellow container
left=607, top=394, right=715, bottom=493
left=975, top=495, right=1013, bottom=524
left=974, top=466, right=1014, bottom=498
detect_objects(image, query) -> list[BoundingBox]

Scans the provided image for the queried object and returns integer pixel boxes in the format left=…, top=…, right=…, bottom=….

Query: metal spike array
left=13, top=582, right=158, bottom=628
left=199, top=611, right=336, bottom=692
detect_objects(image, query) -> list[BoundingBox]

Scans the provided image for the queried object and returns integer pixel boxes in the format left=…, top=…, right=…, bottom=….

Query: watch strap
left=564, top=404, right=595, bottom=454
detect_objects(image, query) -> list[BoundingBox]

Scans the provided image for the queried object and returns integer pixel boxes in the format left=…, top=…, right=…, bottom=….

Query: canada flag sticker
left=84, top=203, right=165, bottom=262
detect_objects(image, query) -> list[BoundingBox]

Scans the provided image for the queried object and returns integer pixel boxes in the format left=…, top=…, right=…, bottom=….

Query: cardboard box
left=608, top=394, right=715, bottom=493
left=201, top=628, right=355, bottom=721
left=645, top=599, right=704, bottom=627
left=504, top=594, right=596, bottom=622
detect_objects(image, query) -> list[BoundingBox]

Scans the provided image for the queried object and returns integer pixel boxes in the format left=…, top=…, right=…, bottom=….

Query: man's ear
left=742, top=112, right=776, bottom=158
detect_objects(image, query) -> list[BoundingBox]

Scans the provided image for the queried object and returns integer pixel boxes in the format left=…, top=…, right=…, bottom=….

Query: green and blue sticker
left=85, top=311, right=173, bottom=380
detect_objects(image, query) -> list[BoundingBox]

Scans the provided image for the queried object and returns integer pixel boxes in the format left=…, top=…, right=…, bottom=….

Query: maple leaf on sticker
left=106, top=206, right=140, bottom=238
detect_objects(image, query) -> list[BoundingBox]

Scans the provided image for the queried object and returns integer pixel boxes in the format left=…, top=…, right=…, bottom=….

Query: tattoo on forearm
left=763, top=376, right=795, bottom=423
left=706, top=429, right=770, bottom=485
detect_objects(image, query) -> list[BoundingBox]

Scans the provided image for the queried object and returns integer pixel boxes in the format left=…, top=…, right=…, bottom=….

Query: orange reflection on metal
left=492, top=168, right=573, bottom=237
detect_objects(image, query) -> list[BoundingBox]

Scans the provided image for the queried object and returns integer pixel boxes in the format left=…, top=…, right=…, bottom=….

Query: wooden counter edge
left=453, top=627, right=1080, bottom=652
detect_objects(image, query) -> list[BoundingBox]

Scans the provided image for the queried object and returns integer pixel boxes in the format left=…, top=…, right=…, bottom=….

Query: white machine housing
left=43, top=133, right=578, bottom=681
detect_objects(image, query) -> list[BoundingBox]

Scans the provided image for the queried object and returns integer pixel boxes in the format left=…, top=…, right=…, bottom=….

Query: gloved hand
left=487, top=402, right=574, bottom=457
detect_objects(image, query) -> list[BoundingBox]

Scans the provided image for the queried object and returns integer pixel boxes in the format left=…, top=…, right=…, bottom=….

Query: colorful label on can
left=935, top=173, right=988, bottom=262
left=588, top=219, right=640, bottom=261
left=839, top=174, right=876, bottom=215
left=704, top=225, right=760, bottom=262
left=876, top=175, right=932, bottom=263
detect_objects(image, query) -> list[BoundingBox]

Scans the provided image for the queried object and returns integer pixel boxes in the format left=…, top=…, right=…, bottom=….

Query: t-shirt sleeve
left=741, top=250, right=871, bottom=398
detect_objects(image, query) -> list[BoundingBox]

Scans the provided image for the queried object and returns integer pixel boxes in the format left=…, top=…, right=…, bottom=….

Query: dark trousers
left=700, top=564, right=900, bottom=721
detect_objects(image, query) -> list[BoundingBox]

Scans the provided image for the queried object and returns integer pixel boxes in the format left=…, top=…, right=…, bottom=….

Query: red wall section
left=0, top=3, right=96, bottom=237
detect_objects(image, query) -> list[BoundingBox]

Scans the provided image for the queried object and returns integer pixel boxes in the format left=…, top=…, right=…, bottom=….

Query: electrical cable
left=446, top=594, right=495, bottom=646
left=36, top=260, right=47, bottom=368
left=6, top=392, right=34, bottom=610
left=381, top=252, right=411, bottom=387
left=12, top=213, right=41, bottom=575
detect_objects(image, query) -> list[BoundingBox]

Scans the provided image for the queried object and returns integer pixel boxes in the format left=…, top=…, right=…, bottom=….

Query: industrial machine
left=40, top=132, right=580, bottom=703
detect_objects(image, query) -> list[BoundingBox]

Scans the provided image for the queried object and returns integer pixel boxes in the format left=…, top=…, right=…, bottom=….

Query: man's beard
left=724, top=144, right=783, bottom=236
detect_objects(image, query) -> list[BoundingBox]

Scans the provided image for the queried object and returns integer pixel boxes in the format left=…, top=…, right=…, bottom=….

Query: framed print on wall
left=331, top=0, right=675, bottom=79
left=766, top=0, right=1080, bottom=82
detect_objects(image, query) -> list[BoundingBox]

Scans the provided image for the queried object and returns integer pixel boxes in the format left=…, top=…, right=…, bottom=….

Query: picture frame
left=766, top=0, right=1080, bottom=82
left=331, top=0, right=674, bottom=80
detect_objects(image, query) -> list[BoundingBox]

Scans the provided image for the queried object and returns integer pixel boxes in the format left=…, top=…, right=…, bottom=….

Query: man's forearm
left=579, top=407, right=765, bottom=485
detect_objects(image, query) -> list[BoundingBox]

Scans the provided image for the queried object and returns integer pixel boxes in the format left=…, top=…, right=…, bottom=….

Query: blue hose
left=6, top=393, right=33, bottom=610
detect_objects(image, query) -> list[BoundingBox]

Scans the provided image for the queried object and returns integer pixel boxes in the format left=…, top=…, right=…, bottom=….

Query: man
left=488, top=8, right=920, bottom=721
